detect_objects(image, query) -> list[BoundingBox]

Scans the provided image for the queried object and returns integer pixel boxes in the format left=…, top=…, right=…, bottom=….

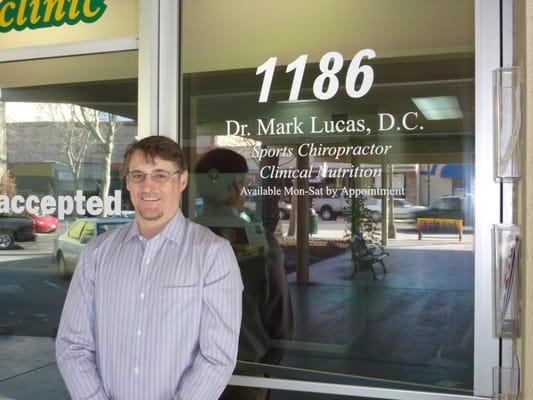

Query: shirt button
left=146, top=258, right=150, bottom=264
left=134, top=367, right=139, bottom=374
left=136, top=330, right=142, bottom=336
left=140, top=292, right=145, bottom=299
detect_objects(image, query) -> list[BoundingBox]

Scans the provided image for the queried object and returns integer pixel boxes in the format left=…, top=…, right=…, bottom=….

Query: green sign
left=0, top=0, right=107, bottom=32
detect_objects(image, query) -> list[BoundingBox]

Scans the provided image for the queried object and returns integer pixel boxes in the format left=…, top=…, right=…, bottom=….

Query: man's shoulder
left=185, top=218, right=224, bottom=242
left=185, top=217, right=229, bottom=248
left=83, top=220, right=133, bottom=253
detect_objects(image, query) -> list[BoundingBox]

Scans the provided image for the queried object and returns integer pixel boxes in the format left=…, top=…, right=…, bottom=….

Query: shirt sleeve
left=55, top=247, right=109, bottom=400
left=175, top=240, right=244, bottom=400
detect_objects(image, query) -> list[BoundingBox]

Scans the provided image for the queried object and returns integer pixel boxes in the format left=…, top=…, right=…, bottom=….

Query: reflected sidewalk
left=0, top=336, right=68, bottom=400
left=281, top=235, right=474, bottom=392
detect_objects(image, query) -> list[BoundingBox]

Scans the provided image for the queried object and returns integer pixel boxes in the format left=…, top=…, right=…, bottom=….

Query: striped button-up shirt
left=56, top=210, right=243, bottom=400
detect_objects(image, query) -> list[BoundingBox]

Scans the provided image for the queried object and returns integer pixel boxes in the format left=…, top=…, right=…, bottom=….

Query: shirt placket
left=131, top=235, right=160, bottom=397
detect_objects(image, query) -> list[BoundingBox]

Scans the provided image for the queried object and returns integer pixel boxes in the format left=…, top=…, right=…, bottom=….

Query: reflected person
left=56, top=136, right=243, bottom=400
left=193, top=148, right=294, bottom=400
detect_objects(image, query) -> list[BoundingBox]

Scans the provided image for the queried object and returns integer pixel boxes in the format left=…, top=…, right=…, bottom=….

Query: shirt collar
left=124, top=220, right=139, bottom=244
left=124, top=209, right=185, bottom=245
left=158, top=209, right=185, bottom=244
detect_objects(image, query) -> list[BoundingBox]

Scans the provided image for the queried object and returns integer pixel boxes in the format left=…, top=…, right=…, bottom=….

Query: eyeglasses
left=126, top=170, right=180, bottom=183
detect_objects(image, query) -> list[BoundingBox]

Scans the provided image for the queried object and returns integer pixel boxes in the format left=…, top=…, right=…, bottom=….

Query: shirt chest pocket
left=154, top=267, right=201, bottom=299
left=157, top=285, right=200, bottom=299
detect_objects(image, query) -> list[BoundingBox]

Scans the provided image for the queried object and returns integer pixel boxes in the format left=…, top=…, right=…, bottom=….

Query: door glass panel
left=182, top=0, right=475, bottom=395
left=0, top=94, right=137, bottom=338
left=0, top=52, right=138, bottom=398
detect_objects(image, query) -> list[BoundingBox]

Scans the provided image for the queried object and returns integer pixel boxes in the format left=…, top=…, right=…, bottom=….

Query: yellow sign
left=0, top=0, right=107, bottom=32
left=416, top=217, right=463, bottom=241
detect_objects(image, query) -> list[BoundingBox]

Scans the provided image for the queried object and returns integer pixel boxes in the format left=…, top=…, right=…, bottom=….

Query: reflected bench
left=416, top=217, right=463, bottom=241
left=350, top=234, right=388, bottom=280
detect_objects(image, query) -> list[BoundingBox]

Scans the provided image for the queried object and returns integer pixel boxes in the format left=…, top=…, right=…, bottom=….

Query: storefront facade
left=0, top=0, right=530, bottom=399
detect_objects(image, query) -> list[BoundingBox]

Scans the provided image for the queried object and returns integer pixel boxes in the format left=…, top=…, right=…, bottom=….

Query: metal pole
left=381, top=159, right=389, bottom=246
left=296, top=153, right=310, bottom=285
left=388, top=164, right=397, bottom=239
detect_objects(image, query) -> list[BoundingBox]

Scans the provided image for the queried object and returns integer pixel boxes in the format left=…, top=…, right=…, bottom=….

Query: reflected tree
left=346, top=158, right=382, bottom=250
left=0, top=169, right=17, bottom=198
left=77, top=109, right=121, bottom=216
left=38, top=104, right=96, bottom=191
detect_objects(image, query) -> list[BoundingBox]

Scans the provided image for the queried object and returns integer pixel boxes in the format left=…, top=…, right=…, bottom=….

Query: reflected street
left=0, top=232, right=67, bottom=337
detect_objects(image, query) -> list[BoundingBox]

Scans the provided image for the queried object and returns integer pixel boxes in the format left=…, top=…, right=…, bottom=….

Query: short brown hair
left=194, top=148, right=248, bottom=174
left=123, top=136, right=188, bottom=173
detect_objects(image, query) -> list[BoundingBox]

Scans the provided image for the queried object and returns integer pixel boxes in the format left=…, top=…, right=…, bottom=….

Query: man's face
left=126, top=150, right=188, bottom=223
left=227, top=175, right=247, bottom=212
left=232, top=176, right=246, bottom=212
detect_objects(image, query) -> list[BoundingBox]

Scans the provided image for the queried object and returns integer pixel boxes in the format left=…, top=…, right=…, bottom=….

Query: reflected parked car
left=413, top=195, right=474, bottom=226
left=54, top=217, right=130, bottom=278
left=364, top=198, right=427, bottom=220
left=30, top=213, right=60, bottom=233
left=0, top=214, right=36, bottom=249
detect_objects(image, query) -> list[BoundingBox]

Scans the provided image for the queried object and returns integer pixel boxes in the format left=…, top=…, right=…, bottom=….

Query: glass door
left=179, top=0, right=499, bottom=398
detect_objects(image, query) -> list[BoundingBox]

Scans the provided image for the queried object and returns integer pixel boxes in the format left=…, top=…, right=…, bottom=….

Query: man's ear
left=178, top=170, right=189, bottom=192
left=230, top=180, right=240, bottom=195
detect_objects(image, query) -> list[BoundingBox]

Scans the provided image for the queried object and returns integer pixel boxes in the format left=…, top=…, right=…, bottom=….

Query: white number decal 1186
left=256, top=49, right=376, bottom=103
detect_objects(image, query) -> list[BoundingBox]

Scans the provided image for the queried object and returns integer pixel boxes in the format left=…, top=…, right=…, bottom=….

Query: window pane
left=0, top=57, right=138, bottom=400
left=182, top=0, right=475, bottom=395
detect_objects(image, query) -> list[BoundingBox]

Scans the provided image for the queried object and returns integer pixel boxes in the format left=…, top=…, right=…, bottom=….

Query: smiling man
left=56, top=136, right=243, bottom=400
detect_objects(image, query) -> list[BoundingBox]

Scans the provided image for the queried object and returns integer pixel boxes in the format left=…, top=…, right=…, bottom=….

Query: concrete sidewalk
left=0, top=336, right=68, bottom=400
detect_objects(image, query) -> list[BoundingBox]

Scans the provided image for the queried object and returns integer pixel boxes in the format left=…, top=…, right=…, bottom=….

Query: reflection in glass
left=0, top=100, right=138, bottom=338
left=182, top=0, right=475, bottom=395
left=192, top=148, right=294, bottom=400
